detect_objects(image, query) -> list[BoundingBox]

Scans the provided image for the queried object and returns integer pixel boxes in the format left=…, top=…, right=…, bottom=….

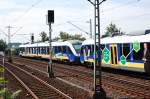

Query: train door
left=110, top=44, right=118, bottom=65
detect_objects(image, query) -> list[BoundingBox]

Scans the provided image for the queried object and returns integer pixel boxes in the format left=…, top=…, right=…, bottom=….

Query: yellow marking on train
left=55, top=56, right=69, bottom=60
left=115, top=61, right=144, bottom=69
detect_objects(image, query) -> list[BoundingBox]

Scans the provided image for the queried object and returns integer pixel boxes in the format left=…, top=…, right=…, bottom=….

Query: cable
left=12, top=0, right=44, bottom=23
left=0, top=28, right=8, bottom=37
left=112, top=12, right=150, bottom=22
left=101, top=0, right=141, bottom=13
left=11, top=27, right=23, bottom=37
left=67, top=21, right=89, bottom=35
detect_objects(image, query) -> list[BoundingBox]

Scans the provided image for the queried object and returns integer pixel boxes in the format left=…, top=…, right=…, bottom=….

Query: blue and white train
left=80, top=32, right=150, bottom=73
left=19, top=31, right=150, bottom=73
left=19, top=40, right=82, bottom=62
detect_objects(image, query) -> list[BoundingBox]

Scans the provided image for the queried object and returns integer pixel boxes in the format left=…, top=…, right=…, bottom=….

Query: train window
left=30, top=47, right=32, bottom=54
left=47, top=47, right=49, bottom=54
left=66, top=46, right=72, bottom=54
left=35, top=47, right=37, bottom=54
left=133, top=43, right=144, bottom=60
left=73, top=43, right=82, bottom=53
left=53, top=46, right=56, bottom=53
left=80, top=46, right=84, bottom=54
left=42, top=47, right=44, bottom=54
left=45, top=47, right=47, bottom=54
left=37, top=47, right=39, bottom=54
left=57, top=46, right=61, bottom=53
left=43, top=47, right=46, bottom=54
left=39, top=47, right=42, bottom=54
left=84, top=45, right=89, bottom=55
left=28, top=47, right=30, bottom=54
left=40, top=47, right=42, bottom=54
left=87, top=45, right=92, bottom=55
left=110, top=47, right=114, bottom=64
left=120, top=43, right=130, bottom=60
left=31, top=48, right=33, bottom=54
left=44, top=47, right=46, bottom=54
left=62, top=46, right=66, bottom=53
left=34, top=47, right=36, bottom=54
left=33, top=48, right=34, bottom=54
left=28, top=48, right=30, bottom=54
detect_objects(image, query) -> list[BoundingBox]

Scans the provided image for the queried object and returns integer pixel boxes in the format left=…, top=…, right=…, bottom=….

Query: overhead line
left=12, top=0, right=44, bottom=23
left=102, top=0, right=141, bottom=13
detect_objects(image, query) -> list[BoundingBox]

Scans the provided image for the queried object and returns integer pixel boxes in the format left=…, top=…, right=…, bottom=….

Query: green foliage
left=0, top=39, right=7, bottom=51
left=0, top=77, right=7, bottom=83
left=40, top=31, right=49, bottom=42
left=59, top=31, right=70, bottom=40
left=52, top=37, right=60, bottom=42
left=0, top=88, right=22, bottom=99
left=105, top=22, right=123, bottom=37
left=0, top=67, right=5, bottom=73
left=53, top=31, right=86, bottom=41
left=0, top=66, right=21, bottom=99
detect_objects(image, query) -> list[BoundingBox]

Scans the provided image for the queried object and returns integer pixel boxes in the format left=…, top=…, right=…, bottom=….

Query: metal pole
left=48, top=23, right=54, bottom=78
left=90, top=19, right=92, bottom=38
left=7, top=26, right=12, bottom=62
left=87, top=0, right=106, bottom=98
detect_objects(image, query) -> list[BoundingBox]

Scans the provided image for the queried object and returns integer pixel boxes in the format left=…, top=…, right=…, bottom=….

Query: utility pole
left=6, top=25, right=14, bottom=62
left=86, top=19, right=92, bottom=38
left=87, top=0, right=106, bottom=99
left=89, top=19, right=92, bottom=38
left=47, top=10, right=54, bottom=78
left=48, top=22, right=54, bottom=78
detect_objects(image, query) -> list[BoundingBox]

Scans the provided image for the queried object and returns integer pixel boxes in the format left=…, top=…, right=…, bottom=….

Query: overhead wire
left=12, top=0, right=44, bottom=23
left=9, top=0, right=44, bottom=39
left=101, top=0, right=141, bottom=13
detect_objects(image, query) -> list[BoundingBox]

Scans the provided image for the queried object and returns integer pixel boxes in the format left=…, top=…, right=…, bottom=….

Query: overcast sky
left=0, top=0, right=150, bottom=43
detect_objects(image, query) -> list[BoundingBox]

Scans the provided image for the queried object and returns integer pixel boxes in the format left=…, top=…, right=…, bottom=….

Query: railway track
left=11, top=57, right=150, bottom=98
left=0, top=62, right=72, bottom=99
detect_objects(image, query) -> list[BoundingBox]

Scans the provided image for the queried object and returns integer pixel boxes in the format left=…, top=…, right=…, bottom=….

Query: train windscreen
left=72, top=43, right=82, bottom=54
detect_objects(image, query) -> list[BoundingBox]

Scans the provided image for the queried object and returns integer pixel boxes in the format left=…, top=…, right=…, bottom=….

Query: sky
left=0, top=0, right=150, bottom=43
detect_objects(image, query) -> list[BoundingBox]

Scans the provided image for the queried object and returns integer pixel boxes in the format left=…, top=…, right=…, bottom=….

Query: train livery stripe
left=84, top=58, right=144, bottom=69
left=118, top=62, right=144, bottom=69
left=22, top=54, right=69, bottom=60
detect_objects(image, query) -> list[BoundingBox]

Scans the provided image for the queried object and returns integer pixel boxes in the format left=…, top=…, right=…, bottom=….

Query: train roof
left=19, top=40, right=82, bottom=48
left=82, top=33, right=150, bottom=45
left=65, top=40, right=82, bottom=44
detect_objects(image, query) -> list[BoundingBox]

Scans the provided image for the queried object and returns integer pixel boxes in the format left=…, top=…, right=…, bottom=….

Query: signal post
left=47, top=10, right=54, bottom=78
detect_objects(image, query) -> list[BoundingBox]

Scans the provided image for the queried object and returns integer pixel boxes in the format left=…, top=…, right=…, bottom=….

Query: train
left=19, top=33, right=150, bottom=74
left=19, top=40, right=82, bottom=62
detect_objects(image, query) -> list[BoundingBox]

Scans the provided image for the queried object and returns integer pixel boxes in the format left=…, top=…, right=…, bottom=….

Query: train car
left=19, top=40, right=82, bottom=62
left=80, top=33, right=150, bottom=73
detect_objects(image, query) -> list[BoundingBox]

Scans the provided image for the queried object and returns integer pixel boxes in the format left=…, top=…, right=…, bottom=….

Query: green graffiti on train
left=102, top=48, right=110, bottom=63
left=120, top=55, right=126, bottom=65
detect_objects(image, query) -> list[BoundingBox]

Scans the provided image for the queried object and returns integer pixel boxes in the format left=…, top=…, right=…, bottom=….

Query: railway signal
left=87, top=0, right=106, bottom=98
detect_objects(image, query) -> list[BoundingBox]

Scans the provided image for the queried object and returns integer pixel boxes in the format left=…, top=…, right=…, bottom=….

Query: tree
left=0, top=39, right=7, bottom=51
left=71, top=34, right=86, bottom=41
left=52, top=31, right=86, bottom=41
left=52, top=37, right=60, bottom=42
left=40, top=31, right=49, bottom=42
left=59, top=31, right=71, bottom=40
left=105, top=22, right=123, bottom=37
